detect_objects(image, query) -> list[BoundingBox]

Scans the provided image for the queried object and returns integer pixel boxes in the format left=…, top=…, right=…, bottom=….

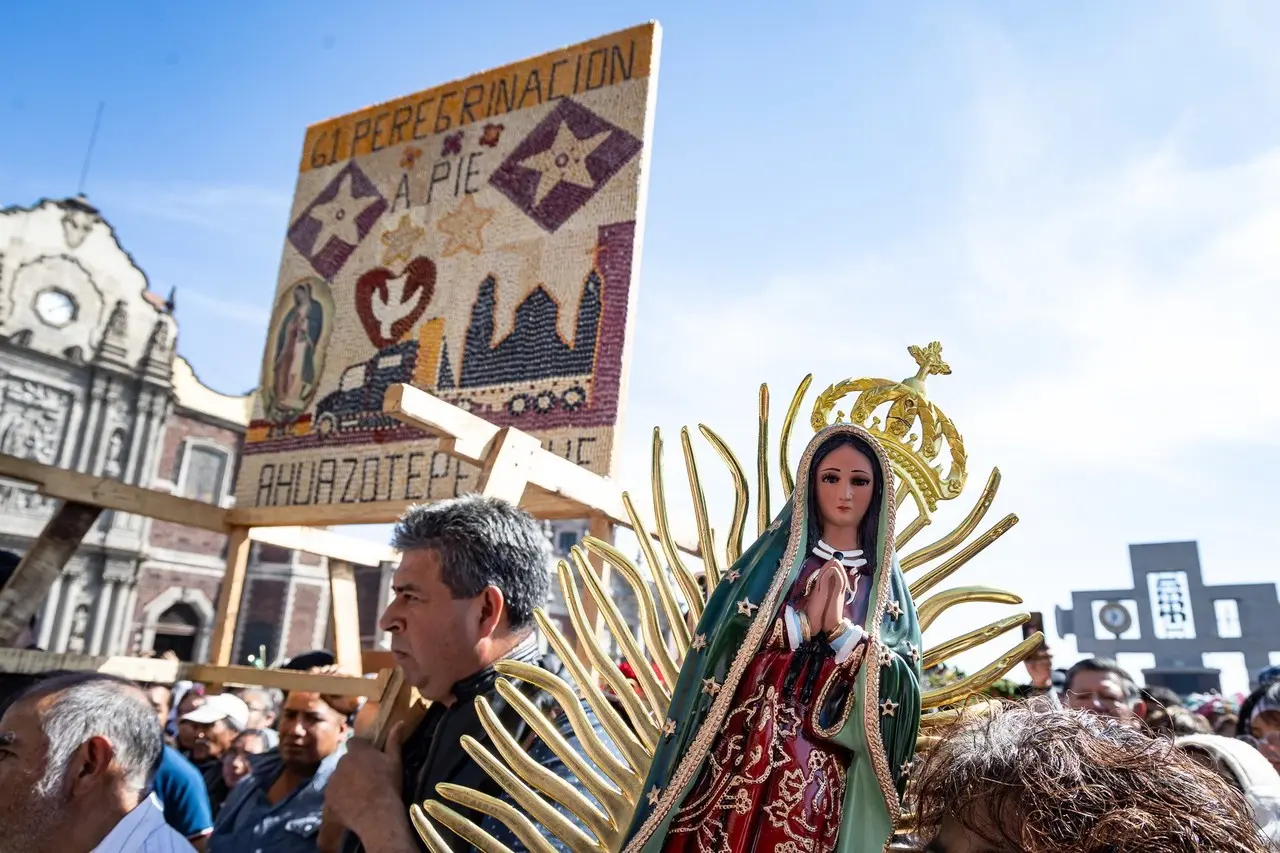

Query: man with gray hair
left=1063, top=657, right=1147, bottom=729
left=324, top=495, right=608, bottom=853
left=0, top=672, right=195, bottom=852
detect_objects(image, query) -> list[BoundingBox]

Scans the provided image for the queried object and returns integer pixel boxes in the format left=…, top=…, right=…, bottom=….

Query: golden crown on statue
left=810, top=341, right=967, bottom=517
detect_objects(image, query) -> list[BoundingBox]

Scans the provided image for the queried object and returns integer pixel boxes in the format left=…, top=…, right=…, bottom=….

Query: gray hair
left=392, top=495, right=551, bottom=630
left=20, top=673, right=162, bottom=795
left=239, top=686, right=281, bottom=714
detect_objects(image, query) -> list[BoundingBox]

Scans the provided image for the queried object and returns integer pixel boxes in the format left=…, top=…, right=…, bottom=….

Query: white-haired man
left=0, top=671, right=195, bottom=852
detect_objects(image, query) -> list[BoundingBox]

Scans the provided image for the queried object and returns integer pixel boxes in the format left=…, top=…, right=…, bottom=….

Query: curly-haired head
left=913, top=703, right=1269, bottom=853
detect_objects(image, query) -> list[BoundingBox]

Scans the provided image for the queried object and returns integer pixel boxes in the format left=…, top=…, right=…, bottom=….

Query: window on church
left=180, top=445, right=229, bottom=504
left=556, top=530, right=580, bottom=555
left=1214, top=599, right=1242, bottom=639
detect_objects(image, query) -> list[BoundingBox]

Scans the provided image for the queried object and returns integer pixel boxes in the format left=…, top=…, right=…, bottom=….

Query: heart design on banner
left=354, top=256, right=437, bottom=348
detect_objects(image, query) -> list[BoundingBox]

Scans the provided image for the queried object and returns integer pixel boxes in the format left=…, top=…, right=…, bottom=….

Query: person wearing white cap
left=181, top=693, right=250, bottom=817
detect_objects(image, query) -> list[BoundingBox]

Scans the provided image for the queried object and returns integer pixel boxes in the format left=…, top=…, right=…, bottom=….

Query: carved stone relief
left=61, top=206, right=98, bottom=249
left=0, top=482, right=55, bottom=516
left=0, top=377, right=73, bottom=465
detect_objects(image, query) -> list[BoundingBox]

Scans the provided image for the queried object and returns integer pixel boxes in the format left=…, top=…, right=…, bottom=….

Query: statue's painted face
left=813, top=443, right=875, bottom=539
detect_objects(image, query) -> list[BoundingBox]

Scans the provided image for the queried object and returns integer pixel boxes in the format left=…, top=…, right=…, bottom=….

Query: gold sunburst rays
left=622, top=493, right=693, bottom=660
left=901, top=469, right=1003, bottom=572
left=416, top=343, right=1042, bottom=853
left=582, top=536, right=680, bottom=688
left=482, top=686, right=625, bottom=833
left=921, top=613, right=1030, bottom=671
left=497, top=656, right=644, bottom=805
left=680, top=427, right=720, bottom=591
left=697, top=424, right=748, bottom=567
left=452, top=735, right=600, bottom=852
left=555, top=562, right=662, bottom=754
left=779, top=375, right=812, bottom=501
left=916, top=587, right=1023, bottom=633
left=651, top=429, right=706, bottom=625
left=921, top=633, right=1045, bottom=710
left=757, top=384, right=772, bottom=537
left=569, top=547, right=671, bottom=722
left=908, top=514, right=1019, bottom=600
left=530, top=608, right=649, bottom=777
left=416, top=796, right=520, bottom=853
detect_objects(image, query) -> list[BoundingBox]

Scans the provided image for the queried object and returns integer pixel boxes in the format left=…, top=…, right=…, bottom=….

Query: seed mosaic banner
left=236, top=23, right=661, bottom=521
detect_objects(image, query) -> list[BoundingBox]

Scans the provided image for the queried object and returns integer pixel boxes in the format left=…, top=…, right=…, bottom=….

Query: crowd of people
left=2, top=499, right=1280, bottom=852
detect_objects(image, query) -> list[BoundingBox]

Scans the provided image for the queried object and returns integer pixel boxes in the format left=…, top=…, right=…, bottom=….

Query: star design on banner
left=879, top=648, right=894, bottom=668
left=436, top=195, right=494, bottom=257
left=647, top=786, right=662, bottom=807
left=380, top=214, right=425, bottom=266
left=724, top=569, right=741, bottom=582
left=662, top=718, right=676, bottom=739
left=489, top=99, right=642, bottom=233
left=881, top=699, right=899, bottom=718
left=737, top=598, right=759, bottom=618
left=309, top=172, right=367, bottom=249
left=701, top=678, right=721, bottom=697
left=520, top=121, right=610, bottom=207
left=907, top=641, right=921, bottom=664
left=885, top=600, right=903, bottom=620
left=691, top=634, right=708, bottom=651
left=287, top=161, right=388, bottom=279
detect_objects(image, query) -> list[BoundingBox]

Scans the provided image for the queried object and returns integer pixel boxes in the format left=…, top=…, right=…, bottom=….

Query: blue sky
left=4, top=2, right=1279, bottom=691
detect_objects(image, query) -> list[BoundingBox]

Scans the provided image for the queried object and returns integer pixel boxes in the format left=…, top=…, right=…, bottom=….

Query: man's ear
left=69, top=735, right=116, bottom=797
left=476, top=585, right=507, bottom=639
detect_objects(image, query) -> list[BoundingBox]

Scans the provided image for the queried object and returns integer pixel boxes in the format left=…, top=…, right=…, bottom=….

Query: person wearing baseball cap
left=183, top=692, right=250, bottom=816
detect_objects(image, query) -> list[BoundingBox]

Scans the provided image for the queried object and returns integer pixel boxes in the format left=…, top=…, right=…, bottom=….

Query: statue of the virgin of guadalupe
left=621, top=423, right=921, bottom=853
left=407, top=345, right=1043, bottom=853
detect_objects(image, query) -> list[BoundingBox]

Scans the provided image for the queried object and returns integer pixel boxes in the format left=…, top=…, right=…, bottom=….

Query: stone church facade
left=0, top=196, right=340, bottom=664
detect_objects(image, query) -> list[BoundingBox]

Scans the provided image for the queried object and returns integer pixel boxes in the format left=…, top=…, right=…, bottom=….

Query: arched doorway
left=152, top=602, right=200, bottom=661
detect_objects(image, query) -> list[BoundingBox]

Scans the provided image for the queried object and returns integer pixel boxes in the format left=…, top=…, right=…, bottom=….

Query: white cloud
left=179, top=288, right=271, bottom=327
left=95, top=182, right=291, bottom=233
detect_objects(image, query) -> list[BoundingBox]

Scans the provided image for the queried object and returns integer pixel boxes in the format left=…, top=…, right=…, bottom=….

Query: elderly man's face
left=0, top=697, right=67, bottom=853
left=1064, top=670, right=1144, bottom=725
left=189, top=719, right=237, bottom=763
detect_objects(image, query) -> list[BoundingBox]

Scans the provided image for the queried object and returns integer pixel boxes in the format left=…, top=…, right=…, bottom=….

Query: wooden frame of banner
left=0, top=454, right=389, bottom=676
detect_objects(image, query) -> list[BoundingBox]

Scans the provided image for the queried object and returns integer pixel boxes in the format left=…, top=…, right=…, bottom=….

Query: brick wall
left=355, top=566, right=383, bottom=639
left=148, top=412, right=242, bottom=556
left=285, top=582, right=324, bottom=658
left=234, top=577, right=287, bottom=664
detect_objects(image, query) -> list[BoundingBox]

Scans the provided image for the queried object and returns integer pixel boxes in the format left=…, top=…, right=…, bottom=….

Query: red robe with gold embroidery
left=663, top=553, right=873, bottom=853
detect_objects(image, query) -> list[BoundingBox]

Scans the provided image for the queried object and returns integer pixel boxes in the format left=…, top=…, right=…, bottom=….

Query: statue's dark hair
left=804, top=431, right=885, bottom=573
left=392, top=495, right=551, bottom=631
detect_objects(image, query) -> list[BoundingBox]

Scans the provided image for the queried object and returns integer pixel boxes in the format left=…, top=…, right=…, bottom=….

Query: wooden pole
left=208, top=526, right=252, bottom=666
left=328, top=559, right=363, bottom=674
left=0, top=500, right=102, bottom=646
